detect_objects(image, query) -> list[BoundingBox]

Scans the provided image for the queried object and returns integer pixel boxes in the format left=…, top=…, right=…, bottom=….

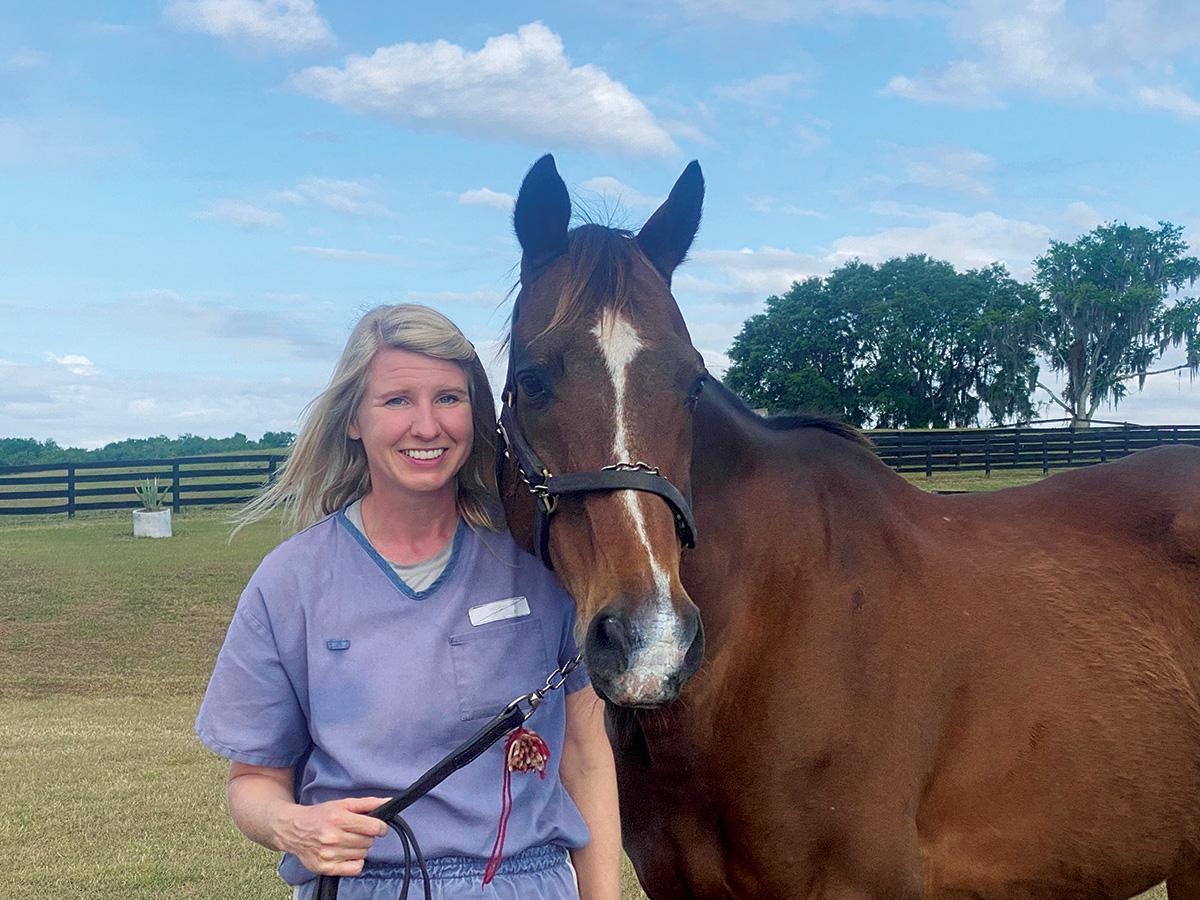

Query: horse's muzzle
left=584, top=600, right=705, bottom=707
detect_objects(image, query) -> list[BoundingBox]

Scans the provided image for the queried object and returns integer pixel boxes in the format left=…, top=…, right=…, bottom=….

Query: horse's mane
left=710, top=377, right=874, bottom=448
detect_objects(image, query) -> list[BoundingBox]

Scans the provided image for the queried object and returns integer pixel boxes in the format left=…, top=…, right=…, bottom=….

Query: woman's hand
left=226, top=761, right=390, bottom=877
left=273, top=795, right=392, bottom=877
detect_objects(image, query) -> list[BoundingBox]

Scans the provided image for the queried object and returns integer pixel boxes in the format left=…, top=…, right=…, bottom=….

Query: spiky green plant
left=132, top=477, right=170, bottom=511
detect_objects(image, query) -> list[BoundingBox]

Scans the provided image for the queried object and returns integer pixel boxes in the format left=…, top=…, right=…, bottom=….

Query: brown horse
left=499, top=154, right=1200, bottom=900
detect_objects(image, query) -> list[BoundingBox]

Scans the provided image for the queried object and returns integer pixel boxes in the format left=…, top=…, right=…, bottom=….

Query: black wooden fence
left=1, top=424, right=1198, bottom=517
left=871, top=423, right=1200, bottom=477
left=0, top=453, right=286, bottom=517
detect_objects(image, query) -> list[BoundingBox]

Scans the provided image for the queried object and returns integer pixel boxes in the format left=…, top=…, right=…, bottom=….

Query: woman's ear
left=347, top=418, right=361, bottom=440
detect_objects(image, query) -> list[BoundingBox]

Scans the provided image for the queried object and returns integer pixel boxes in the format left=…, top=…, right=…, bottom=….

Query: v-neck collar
left=336, top=509, right=466, bottom=600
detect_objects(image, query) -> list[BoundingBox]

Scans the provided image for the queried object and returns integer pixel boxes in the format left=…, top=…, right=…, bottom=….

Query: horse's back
left=911, top=445, right=1200, bottom=898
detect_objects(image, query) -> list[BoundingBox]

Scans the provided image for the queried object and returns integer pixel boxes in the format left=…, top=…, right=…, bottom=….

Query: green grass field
left=0, top=488, right=1167, bottom=899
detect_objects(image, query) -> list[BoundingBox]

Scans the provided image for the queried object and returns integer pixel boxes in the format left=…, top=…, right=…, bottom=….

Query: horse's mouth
left=585, top=613, right=705, bottom=708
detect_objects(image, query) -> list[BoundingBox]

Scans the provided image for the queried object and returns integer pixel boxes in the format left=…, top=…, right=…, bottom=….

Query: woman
left=196, top=305, right=621, bottom=900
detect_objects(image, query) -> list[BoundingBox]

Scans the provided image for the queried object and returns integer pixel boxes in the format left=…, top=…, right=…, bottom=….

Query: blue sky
left=4, top=0, right=1200, bottom=448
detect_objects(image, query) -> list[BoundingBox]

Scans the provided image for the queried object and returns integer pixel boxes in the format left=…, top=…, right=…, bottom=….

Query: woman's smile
left=348, top=348, right=474, bottom=503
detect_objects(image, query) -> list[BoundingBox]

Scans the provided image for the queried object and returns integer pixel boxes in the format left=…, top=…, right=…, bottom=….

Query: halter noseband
left=496, top=340, right=697, bottom=571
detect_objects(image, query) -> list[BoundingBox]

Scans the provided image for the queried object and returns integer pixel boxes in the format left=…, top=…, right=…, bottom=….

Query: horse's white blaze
left=592, top=310, right=686, bottom=688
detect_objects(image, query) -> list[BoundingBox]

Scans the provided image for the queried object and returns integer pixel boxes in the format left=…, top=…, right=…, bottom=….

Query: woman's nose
left=410, top=401, right=440, bottom=438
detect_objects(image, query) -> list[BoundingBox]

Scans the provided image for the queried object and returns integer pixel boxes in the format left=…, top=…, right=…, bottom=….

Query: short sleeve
left=195, top=585, right=311, bottom=768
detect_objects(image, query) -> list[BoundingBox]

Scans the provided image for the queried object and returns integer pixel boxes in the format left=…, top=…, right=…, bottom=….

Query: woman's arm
left=559, top=686, right=622, bottom=900
left=226, top=761, right=390, bottom=877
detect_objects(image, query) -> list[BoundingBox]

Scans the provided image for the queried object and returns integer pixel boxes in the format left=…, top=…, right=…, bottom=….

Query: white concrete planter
left=133, top=508, right=172, bottom=538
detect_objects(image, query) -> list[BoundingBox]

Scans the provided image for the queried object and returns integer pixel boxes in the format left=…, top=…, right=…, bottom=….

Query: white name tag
left=469, top=595, right=531, bottom=626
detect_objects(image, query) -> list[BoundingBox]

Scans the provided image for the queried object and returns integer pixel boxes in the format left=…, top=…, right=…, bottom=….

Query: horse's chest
left=613, top=720, right=732, bottom=898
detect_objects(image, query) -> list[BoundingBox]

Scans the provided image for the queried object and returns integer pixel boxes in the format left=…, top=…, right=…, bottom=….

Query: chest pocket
left=448, top=619, right=550, bottom=721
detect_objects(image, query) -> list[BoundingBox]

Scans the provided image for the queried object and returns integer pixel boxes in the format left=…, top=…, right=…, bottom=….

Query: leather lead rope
left=312, top=655, right=581, bottom=900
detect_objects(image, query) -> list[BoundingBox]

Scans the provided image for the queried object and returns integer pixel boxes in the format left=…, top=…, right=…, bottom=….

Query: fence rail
left=1, top=425, right=1198, bottom=517
left=0, top=453, right=286, bottom=517
left=871, top=423, right=1200, bottom=477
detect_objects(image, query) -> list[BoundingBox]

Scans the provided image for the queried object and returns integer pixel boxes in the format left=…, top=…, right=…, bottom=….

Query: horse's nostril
left=596, top=610, right=630, bottom=656
left=585, top=606, right=634, bottom=679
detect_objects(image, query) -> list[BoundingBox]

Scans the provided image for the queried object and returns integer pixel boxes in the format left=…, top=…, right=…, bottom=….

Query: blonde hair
left=234, top=305, right=500, bottom=535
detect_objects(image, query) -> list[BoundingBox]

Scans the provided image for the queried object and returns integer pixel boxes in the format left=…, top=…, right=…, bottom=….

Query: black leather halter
left=496, top=333, right=697, bottom=571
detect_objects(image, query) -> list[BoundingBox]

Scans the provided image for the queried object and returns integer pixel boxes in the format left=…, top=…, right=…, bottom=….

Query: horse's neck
left=688, top=383, right=786, bottom=515
left=689, top=381, right=902, bottom=517
left=684, top=383, right=913, bottom=632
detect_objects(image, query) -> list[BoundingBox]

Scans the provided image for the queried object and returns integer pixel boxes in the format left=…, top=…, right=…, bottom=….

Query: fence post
left=1041, top=441, right=1048, bottom=475
left=925, top=442, right=933, bottom=479
left=172, top=462, right=181, bottom=513
left=984, top=431, right=992, bottom=477
left=67, top=465, right=76, bottom=519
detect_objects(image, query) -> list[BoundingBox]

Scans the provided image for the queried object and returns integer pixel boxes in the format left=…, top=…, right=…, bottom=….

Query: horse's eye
left=517, top=370, right=551, bottom=406
left=686, top=374, right=707, bottom=412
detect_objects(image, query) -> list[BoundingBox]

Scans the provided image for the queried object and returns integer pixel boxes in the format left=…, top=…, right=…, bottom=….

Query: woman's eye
left=437, top=393, right=465, bottom=405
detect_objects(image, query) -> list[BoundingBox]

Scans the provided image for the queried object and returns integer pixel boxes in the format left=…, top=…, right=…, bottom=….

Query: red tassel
left=482, top=727, right=551, bottom=885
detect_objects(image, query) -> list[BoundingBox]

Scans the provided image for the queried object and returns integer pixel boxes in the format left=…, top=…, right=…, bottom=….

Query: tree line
left=0, top=432, right=296, bottom=468
left=725, top=222, right=1200, bottom=428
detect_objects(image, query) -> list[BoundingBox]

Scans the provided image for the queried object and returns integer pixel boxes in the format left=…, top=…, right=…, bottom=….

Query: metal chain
left=600, top=461, right=661, bottom=475
left=513, top=652, right=584, bottom=721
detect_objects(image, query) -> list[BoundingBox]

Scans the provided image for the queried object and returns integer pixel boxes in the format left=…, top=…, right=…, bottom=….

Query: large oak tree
left=1030, top=221, right=1200, bottom=426
left=725, top=255, right=1039, bottom=428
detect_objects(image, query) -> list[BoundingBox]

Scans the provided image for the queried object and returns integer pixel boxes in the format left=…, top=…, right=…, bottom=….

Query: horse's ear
left=514, top=154, right=571, bottom=267
left=636, top=161, right=703, bottom=284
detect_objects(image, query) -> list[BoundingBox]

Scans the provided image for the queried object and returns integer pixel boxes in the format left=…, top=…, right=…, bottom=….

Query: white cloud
left=791, top=121, right=831, bottom=153
left=713, top=73, right=812, bottom=106
left=0, top=356, right=323, bottom=448
left=883, top=61, right=1005, bottom=109
left=1135, top=85, right=1200, bottom=119
left=6, top=48, right=50, bottom=70
left=901, top=145, right=995, bottom=199
left=192, top=200, right=286, bottom=229
left=1063, top=201, right=1102, bottom=232
left=117, top=290, right=341, bottom=358
left=458, top=188, right=514, bottom=210
left=828, top=208, right=1053, bottom=277
left=883, top=0, right=1200, bottom=110
left=293, top=246, right=403, bottom=264
left=675, top=206, right=1054, bottom=308
left=165, top=0, right=334, bottom=51
left=677, top=246, right=830, bottom=304
left=280, top=176, right=392, bottom=217
left=578, top=177, right=659, bottom=210
left=292, top=22, right=676, bottom=157
left=46, top=353, right=101, bottom=376
left=746, top=194, right=824, bottom=216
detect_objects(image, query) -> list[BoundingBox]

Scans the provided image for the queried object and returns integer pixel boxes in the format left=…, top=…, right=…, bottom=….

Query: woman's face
left=348, top=348, right=474, bottom=505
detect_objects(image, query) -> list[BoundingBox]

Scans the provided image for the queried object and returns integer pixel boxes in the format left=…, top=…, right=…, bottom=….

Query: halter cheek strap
left=497, top=381, right=698, bottom=571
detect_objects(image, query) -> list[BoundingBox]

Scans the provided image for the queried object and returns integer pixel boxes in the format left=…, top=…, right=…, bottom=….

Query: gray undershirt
left=344, top=498, right=452, bottom=592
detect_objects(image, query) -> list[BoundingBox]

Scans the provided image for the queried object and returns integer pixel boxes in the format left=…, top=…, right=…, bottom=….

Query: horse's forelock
left=521, top=224, right=650, bottom=340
